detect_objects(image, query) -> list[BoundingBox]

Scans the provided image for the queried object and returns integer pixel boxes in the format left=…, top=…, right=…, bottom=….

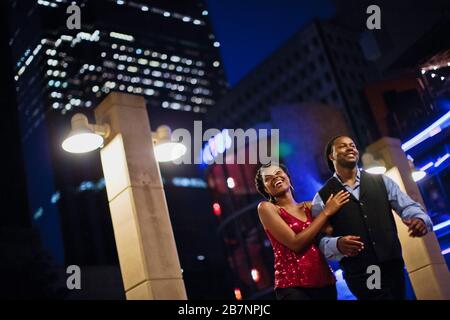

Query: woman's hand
left=322, top=190, right=350, bottom=217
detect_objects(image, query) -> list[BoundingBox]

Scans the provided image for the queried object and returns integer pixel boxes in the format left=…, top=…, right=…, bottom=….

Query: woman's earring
left=290, top=184, right=295, bottom=192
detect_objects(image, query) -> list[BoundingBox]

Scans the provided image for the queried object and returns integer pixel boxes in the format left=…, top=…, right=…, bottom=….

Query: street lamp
left=62, top=113, right=109, bottom=153
left=61, top=92, right=187, bottom=300
left=152, top=125, right=187, bottom=162
left=62, top=113, right=186, bottom=162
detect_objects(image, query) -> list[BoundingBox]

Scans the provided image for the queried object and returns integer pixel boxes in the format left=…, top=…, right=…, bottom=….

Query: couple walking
left=255, top=135, right=433, bottom=300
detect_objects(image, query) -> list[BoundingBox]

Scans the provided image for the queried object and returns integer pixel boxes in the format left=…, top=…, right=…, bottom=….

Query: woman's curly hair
left=255, top=163, right=292, bottom=203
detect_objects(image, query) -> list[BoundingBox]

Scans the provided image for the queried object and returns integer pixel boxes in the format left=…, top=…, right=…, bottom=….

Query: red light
left=251, top=268, right=260, bottom=283
left=234, top=288, right=242, bottom=300
left=213, top=202, right=221, bottom=216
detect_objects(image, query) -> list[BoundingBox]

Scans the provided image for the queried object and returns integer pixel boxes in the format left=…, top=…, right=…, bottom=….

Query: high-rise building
left=206, top=19, right=379, bottom=148
left=6, top=0, right=232, bottom=298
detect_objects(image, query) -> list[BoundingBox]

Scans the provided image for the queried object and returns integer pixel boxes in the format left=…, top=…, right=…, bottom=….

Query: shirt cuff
left=323, top=236, right=345, bottom=262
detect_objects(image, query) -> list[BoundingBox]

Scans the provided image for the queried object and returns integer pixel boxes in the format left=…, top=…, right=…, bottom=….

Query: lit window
left=144, top=89, right=155, bottom=96
left=152, top=70, right=162, bottom=77
left=138, top=58, right=148, bottom=65
left=213, top=61, right=220, bottom=67
left=202, top=10, right=208, bottom=16
left=213, top=41, right=220, bottom=47
left=150, top=61, right=160, bottom=67
left=127, top=66, right=138, bottom=73
left=171, top=56, right=181, bottom=63
left=109, top=32, right=134, bottom=42
left=170, top=102, right=181, bottom=110
left=92, top=85, right=99, bottom=93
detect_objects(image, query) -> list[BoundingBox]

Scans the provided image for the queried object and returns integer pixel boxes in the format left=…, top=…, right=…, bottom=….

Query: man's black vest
left=318, top=172, right=403, bottom=274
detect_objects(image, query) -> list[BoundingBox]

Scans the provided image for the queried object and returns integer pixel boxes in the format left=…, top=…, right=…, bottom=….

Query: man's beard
left=338, top=158, right=358, bottom=169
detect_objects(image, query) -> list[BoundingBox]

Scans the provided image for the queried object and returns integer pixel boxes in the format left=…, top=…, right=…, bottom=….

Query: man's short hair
left=324, top=135, right=346, bottom=173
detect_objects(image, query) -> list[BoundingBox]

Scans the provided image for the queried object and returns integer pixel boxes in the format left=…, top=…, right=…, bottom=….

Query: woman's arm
left=257, top=191, right=348, bottom=253
left=305, top=201, right=333, bottom=235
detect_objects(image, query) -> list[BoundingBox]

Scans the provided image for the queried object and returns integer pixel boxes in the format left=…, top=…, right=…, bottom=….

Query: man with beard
left=311, top=136, right=433, bottom=300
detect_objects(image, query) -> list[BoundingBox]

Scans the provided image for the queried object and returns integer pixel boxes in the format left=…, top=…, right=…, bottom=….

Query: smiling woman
left=254, top=162, right=349, bottom=300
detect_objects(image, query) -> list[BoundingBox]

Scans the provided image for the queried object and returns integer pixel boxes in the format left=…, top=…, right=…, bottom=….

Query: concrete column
left=366, top=137, right=450, bottom=300
left=94, top=92, right=187, bottom=300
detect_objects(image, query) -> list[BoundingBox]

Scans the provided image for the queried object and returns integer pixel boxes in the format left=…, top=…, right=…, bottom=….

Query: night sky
left=205, top=0, right=336, bottom=86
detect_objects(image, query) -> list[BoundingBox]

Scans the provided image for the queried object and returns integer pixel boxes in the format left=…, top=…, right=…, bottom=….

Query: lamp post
left=364, top=137, right=450, bottom=300
left=62, top=92, right=187, bottom=300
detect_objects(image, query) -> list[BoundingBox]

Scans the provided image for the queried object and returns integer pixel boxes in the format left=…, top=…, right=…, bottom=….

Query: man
left=311, top=136, right=433, bottom=300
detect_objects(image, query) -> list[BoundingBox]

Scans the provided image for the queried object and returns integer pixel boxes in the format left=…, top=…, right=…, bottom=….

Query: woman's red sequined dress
left=265, top=206, right=336, bottom=288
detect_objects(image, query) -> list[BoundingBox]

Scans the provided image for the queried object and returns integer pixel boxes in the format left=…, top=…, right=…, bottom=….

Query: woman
left=255, top=163, right=349, bottom=300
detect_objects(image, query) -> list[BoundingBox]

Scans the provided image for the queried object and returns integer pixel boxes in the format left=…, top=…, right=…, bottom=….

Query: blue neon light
left=420, top=162, right=434, bottom=171
left=401, top=111, right=450, bottom=151
left=434, top=153, right=449, bottom=167
left=433, top=219, right=450, bottom=232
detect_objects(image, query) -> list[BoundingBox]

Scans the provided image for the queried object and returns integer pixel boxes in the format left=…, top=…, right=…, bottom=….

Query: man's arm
left=312, top=193, right=345, bottom=261
left=382, top=175, right=433, bottom=232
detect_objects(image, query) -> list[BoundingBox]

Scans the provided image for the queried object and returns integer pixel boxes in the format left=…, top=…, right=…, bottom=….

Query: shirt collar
left=333, top=168, right=361, bottom=186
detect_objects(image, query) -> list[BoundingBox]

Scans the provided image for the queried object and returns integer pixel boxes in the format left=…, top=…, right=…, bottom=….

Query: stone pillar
left=366, top=137, right=450, bottom=300
left=94, top=92, right=187, bottom=300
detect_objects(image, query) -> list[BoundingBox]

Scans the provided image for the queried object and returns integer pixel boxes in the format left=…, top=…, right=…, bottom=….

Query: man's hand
left=337, top=235, right=364, bottom=257
left=403, top=218, right=428, bottom=237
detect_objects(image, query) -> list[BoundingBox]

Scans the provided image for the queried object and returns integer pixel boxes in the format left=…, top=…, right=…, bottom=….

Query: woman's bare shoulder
left=257, top=201, right=277, bottom=214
